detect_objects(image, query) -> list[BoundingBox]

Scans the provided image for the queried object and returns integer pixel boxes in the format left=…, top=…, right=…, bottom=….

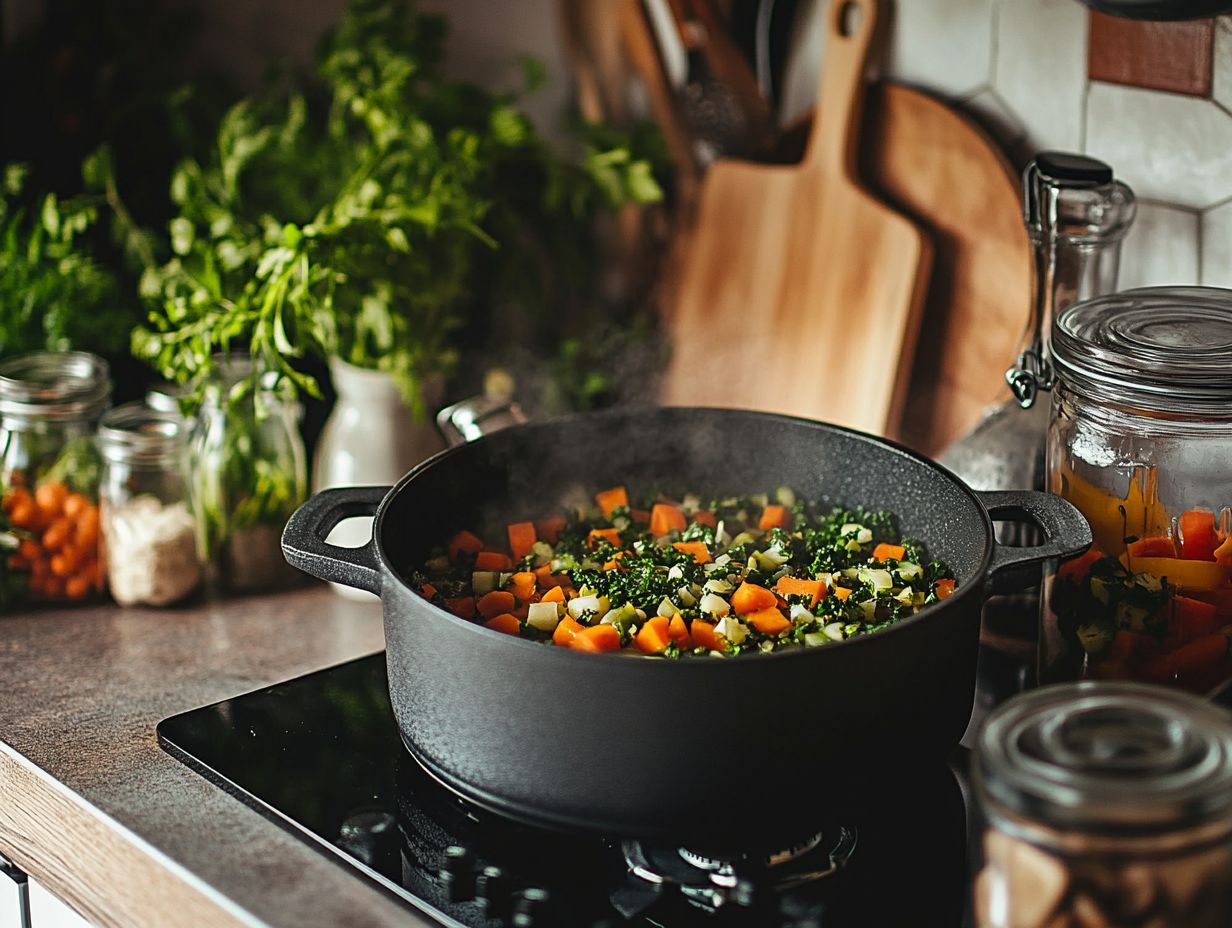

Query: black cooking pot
left=283, top=407, right=1089, bottom=843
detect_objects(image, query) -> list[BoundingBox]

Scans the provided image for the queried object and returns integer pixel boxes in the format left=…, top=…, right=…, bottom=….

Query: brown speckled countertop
left=0, top=584, right=435, bottom=928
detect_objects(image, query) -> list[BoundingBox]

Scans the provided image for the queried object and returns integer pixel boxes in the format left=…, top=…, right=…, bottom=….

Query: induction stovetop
left=157, top=649, right=1001, bottom=928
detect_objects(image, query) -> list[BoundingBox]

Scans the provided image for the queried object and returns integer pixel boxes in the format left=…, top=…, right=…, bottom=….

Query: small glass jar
left=191, top=357, right=307, bottom=593
left=1042, top=287, right=1232, bottom=692
left=97, top=402, right=201, bottom=607
left=973, top=682, right=1232, bottom=928
left=0, top=351, right=110, bottom=604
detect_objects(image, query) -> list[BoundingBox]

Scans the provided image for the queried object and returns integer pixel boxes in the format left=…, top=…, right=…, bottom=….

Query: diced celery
left=823, top=623, right=845, bottom=641
left=472, top=571, right=500, bottom=595
left=804, top=632, right=828, bottom=647
left=896, top=562, right=921, bottom=581
left=677, top=586, right=697, bottom=607
left=857, top=568, right=894, bottom=591
left=526, top=602, right=562, bottom=632
left=713, top=615, right=748, bottom=644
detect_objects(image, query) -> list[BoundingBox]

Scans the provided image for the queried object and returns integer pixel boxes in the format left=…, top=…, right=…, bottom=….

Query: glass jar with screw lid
left=97, top=402, right=202, bottom=606
left=973, top=682, right=1232, bottom=928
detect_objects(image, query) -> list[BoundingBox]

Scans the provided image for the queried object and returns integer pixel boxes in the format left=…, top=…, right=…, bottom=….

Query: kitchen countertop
left=0, top=583, right=438, bottom=928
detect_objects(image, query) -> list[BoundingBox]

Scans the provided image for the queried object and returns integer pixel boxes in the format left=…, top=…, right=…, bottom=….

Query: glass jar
left=97, top=402, right=201, bottom=607
left=1041, top=287, right=1232, bottom=692
left=191, top=358, right=307, bottom=593
left=973, top=682, right=1232, bottom=928
left=0, top=351, right=110, bottom=605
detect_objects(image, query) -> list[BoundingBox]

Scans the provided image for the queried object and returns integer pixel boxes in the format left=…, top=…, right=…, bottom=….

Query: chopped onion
left=712, top=615, right=748, bottom=643
left=526, top=602, right=561, bottom=632
left=699, top=592, right=731, bottom=617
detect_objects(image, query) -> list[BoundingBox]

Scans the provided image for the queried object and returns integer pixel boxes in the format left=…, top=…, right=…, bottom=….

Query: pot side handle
left=978, top=490, right=1093, bottom=594
left=281, top=486, right=390, bottom=595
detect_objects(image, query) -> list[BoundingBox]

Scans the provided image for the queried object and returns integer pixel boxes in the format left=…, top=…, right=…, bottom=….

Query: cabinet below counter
left=0, top=585, right=431, bottom=928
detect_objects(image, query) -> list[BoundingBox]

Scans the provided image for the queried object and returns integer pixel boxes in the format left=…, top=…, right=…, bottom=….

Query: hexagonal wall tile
left=1201, top=198, right=1232, bottom=288
left=884, top=0, right=994, bottom=99
left=1086, top=81, right=1232, bottom=210
left=1116, top=202, right=1200, bottom=291
left=993, top=0, right=1087, bottom=154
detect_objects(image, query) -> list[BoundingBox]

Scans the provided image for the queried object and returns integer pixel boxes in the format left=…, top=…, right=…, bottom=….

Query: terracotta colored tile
left=1088, top=12, right=1213, bottom=96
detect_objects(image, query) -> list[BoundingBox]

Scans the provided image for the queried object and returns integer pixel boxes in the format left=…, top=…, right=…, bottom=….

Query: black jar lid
left=1052, top=286, right=1232, bottom=411
left=976, top=682, right=1232, bottom=837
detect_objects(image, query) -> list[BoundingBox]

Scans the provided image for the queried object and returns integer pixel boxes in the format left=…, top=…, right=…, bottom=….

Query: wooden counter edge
left=0, top=743, right=262, bottom=928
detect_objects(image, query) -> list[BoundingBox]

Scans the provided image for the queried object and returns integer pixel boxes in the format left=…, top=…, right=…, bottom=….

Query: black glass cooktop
left=158, top=650, right=996, bottom=928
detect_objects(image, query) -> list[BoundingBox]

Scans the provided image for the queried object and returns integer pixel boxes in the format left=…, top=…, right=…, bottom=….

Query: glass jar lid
left=977, top=682, right=1232, bottom=837
left=97, top=402, right=191, bottom=466
left=0, top=351, right=112, bottom=421
left=1052, top=286, right=1232, bottom=410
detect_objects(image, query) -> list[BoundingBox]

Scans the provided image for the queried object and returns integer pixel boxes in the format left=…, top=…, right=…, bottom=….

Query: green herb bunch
left=0, top=164, right=137, bottom=358
left=130, top=0, right=663, bottom=415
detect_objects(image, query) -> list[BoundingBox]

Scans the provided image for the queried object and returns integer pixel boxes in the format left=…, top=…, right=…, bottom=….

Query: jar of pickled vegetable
left=0, top=351, right=111, bottom=606
left=1042, top=287, right=1232, bottom=692
left=973, top=682, right=1232, bottom=928
left=98, top=402, right=201, bottom=607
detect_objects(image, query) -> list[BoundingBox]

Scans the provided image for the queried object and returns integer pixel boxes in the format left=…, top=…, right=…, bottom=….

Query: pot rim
left=371, top=405, right=995, bottom=666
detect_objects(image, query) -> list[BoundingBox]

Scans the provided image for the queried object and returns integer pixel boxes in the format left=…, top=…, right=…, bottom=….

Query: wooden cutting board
left=860, top=85, right=1030, bottom=456
left=660, top=0, right=931, bottom=437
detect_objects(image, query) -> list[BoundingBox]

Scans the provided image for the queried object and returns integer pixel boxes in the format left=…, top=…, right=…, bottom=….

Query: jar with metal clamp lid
left=973, top=682, right=1232, bottom=928
left=97, top=402, right=201, bottom=606
left=1042, top=287, right=1232, bottom=692
left=0, top=351, right=110, bottom=605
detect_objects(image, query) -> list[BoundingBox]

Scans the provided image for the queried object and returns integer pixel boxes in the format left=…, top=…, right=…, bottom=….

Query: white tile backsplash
left=1115, top=202, right=1201, bottom=290
left=992, top=0, right=1088, bottom=153
left=961, top=87, right=1025, bottom=148
left=1200, top=199, right=1232, bottom=288
left=1086, top=82, right=1232, bottom=210
left=884, top=0, right=994, bottom=98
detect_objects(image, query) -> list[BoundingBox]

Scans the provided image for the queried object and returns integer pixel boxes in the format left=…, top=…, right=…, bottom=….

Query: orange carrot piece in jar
left=1128, top=535, right=1177, bottom=559
left=1179, top=510, right=1221, bottom=561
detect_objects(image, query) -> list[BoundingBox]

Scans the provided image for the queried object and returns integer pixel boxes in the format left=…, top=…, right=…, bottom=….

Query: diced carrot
left=1141, top=634, right=1229, bottom=682
left=690, top=620, right=725, bottom=651
left=475, top=551, right=513, bottom=571
left=448, top=530, right=485, bottom=562
left=746, top=606, right=791, bottom=635
left=1179, top=510, right=1221, bottom=561
left=1056, top=547, right=1104, bottom=583
left=477, top=590, right=517, bottom=619
left=731, top=581, right=777, bottom=615
left=634, top=616, right=672, bottom=653
left=774, top=576, right=823, bottom=608
left=872, top=543, right=906, bottom=562
left=572, top=624, right=622, bottom=652
left=541, top=586, right=566, bottom=605
left=553, top=613, right=585, bottom=647
left=1128, top=535, right=1177, bottom=559
left=630, top=509, right=651, bottom=524
left=535, top=516, right=567, bottom=545
left=759, top=505, right=791, bottom=531
left=420, top=582, right=437, bottom=599
left=534, top=564, right=568, bottom=589
left=1216, top=534, right=1232, bottom=568
left=509, top=571, right=537, bottom=601
left=649, top=503, right=687, bottom=536
left=588, top=528, right=622, bottom=550
left=667, top=614, right=691, bottom=647
left=507, top=522, right=537, bottom=561
left=445, top=596, right=476, bottom=619
left=484, top=613, right=522, bottom=636
left=1168, top=596, right=1224, bottom=646
left=935, top=578, right=956, bottom=600
left=602, top=551, right=628, bottom=571
left=672, top=541, right=711, bottom=564
left=691, top=510, right=717, bottom=528
left=595, top=486, right=629, bottom=519
left=832, top=586, right=853, bottom=600
left=34, top=481, right=67, bottom=516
